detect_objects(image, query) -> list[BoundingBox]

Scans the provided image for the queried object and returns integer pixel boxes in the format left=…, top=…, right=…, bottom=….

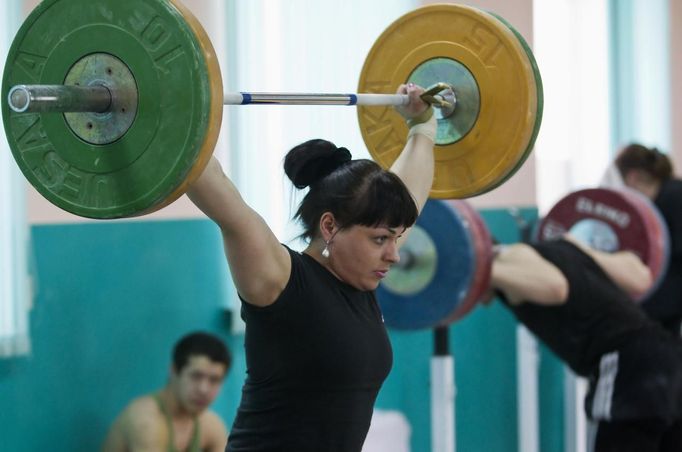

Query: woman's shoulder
left=655, top=179, right=682, bottom=210
left=662, top=178, right=682, bottom=195
left=281, top=244, right=308, bottom=271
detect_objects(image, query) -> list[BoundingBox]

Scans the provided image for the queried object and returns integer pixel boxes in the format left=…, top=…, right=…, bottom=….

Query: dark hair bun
left=284, top=139, right=352, bottom=188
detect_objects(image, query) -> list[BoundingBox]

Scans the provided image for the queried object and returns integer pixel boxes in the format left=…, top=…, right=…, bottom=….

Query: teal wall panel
left=0, top=209, right=567, bottom=452
left=0, top=219, right=244, bottom=451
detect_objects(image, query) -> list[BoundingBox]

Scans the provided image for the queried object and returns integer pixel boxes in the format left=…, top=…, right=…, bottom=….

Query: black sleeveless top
left=499, top=240, right=662, bottom=376
left=226, top=246, right=393, bottom=452
left=644, top=178, right=682, bottom=333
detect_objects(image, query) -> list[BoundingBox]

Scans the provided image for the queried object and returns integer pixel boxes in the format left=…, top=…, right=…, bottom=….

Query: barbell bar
left=2, top=0, right=543, bottom=219
left=8, top=83, right=456, bottom=114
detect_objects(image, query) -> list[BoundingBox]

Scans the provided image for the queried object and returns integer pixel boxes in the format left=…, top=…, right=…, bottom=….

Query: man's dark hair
left=172, top=331, right=231, bottom=374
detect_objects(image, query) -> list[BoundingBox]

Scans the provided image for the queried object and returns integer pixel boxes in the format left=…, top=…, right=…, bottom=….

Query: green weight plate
left=2, top=0, right=216, bottom=219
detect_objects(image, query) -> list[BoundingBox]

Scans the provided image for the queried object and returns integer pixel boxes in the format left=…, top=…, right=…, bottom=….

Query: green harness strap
left=153, top=394, right=202, bottom=452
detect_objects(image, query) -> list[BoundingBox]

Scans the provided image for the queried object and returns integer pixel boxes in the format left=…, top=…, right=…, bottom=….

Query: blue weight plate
left=377, top=199, right=475, bottom=330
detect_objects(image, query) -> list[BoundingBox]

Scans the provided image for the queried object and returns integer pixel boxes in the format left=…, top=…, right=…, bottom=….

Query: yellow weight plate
left=358, top=4, right=540, bottom=199
left=139, top=0, right=224, bottom=215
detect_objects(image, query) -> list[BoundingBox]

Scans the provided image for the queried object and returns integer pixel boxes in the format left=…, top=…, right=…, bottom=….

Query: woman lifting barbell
left=187, top=83, right=435, bottom=451
left=488, top=235, right=682, bottom=452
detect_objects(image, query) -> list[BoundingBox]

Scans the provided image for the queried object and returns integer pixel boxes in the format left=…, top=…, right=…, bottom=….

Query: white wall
left=533, top=0, right=611, bottom=214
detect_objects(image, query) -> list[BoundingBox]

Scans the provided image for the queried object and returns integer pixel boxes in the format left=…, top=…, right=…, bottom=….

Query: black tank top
left=226, top=246, right=393, bottom=452
left=644, top=178, right=682, bottom=332
left=499, top=240, right=661, bottom=376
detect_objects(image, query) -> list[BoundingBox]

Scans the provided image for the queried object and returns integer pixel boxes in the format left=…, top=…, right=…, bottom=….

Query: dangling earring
left=321, top=241, right=330, bottom=258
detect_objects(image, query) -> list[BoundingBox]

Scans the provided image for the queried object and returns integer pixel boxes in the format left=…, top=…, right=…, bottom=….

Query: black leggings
left=593, top=418, right=682, bottom=452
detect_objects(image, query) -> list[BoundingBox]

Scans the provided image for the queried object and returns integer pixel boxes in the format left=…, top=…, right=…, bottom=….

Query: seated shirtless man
left=102, top=331, right=231, bottom=452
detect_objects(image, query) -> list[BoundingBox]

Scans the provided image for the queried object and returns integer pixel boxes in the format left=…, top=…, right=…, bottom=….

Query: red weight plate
left=618, top=189, right=670, bottom=301
left=537, top=188, right=667, bottom=301
left=443, top=200, right=493, bottom=323
left=538, top=188, right=649, bottom=260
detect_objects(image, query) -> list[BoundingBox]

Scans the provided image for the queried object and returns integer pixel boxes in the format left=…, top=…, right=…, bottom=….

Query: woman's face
left=623, top=169, right=659, bottom=199
left=326, top=224, right=404, bottom=291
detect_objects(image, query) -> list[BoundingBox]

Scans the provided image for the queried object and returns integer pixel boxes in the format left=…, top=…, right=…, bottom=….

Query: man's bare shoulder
left=121, top=395, right=168, bottom=435
left=198, top=409, right=229, bottom=450
left=198, top=409, right=227, bottom=430
left=123, top=395, right=163, bottom=420
left=103, top=395, right=167, bottom=451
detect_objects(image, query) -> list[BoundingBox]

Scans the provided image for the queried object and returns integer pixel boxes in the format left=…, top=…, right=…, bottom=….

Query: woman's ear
left=319, top=212, right=337, bottom=241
